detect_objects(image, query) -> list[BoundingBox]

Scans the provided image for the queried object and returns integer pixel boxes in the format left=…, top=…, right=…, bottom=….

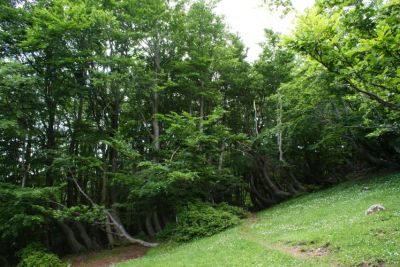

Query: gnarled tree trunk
left=145, top=213, right=156, bottom=238
left=58, top=222, right=85, bottom=253
left=152, top=212, right=162, bottom=233
left=74, top=222, right=98, bottom=250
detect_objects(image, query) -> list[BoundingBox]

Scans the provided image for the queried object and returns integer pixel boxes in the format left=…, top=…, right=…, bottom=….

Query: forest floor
left=67, top=172, right=400, bottom=266
left=64, top=244, right=147, bottom=267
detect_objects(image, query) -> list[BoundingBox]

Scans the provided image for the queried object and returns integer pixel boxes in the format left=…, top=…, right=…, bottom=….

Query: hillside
left=118, top=173, right=400, bottom=267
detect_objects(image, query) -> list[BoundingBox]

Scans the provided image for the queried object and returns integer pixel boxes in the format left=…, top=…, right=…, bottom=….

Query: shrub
left=17, top=243, right=66, bottom=267
left=161, top=201, right=241, bottom=242
left=215, top=202, right=248, bottom=219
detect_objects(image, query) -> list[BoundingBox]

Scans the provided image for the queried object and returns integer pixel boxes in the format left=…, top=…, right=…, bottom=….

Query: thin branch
left=169, top=146, right=181, bottom=162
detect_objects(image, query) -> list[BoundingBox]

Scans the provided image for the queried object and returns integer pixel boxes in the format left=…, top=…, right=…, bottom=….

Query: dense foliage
left=0, top=0, right=398, bottom=265
left=159, top=202, right=245, bottom=242
left=16, top=243, right=66, bottom=267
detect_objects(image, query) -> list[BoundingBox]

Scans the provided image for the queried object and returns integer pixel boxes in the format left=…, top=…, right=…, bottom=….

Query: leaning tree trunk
left=145, top=213, right=156, bottom=238
left=259, top=161, right=292, bottom=198
left=290, top=172, right=306, bottom=191
left=58, top=222, right=85, bottom=253
left=152, top=212, right=162, bottom=233
left=106, top=210, right=158, bottom=247
left=249, top=173, right=277, bottom=207
left=105, top=215, right=115, bottom=246
left=69, top=173, right=158, bottom=247
left=74, top=222, right=98, bottom=250
left=247, top=155, right=295, bottom=209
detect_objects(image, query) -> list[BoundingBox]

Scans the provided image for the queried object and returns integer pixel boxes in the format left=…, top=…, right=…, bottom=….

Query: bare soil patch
left=357, top=259, right=385, bottom=267
left=65, top=244, right=148, bottom=267
left=293, top=242, right=331, bottom=257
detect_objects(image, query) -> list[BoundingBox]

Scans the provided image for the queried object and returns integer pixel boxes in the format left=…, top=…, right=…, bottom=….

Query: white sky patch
left=215, top=0, right=315, bottom=62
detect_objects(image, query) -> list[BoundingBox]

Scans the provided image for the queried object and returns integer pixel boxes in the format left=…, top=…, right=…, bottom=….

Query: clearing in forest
left=114, top=173, right=400, bottom=267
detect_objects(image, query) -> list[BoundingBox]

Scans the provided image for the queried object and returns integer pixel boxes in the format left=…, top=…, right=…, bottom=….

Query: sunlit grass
left=118, top=173, right=400, bottom=267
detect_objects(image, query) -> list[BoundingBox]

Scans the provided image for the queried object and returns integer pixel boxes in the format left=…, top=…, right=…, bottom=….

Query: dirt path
left=65, top=244, right=148, bottom=267
left=239, top=214, right=342, bottom=267
left=240, top=213, right=310, bottom=258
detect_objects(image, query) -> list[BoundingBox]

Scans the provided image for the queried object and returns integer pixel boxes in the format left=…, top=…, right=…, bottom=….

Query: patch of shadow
left=287, top=240, right=316, bottom=246
left=356, top=259, right=385, bottom=267
left=65, top=244, right=148, bottom=267
left=370, top=229, right=386, bottom=237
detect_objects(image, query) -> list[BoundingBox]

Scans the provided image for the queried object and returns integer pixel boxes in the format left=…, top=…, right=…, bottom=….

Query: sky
left=215, top=0, right=315, bottom=62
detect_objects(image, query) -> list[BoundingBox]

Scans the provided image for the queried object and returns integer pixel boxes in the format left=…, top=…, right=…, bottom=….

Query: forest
left=0, top=0, right=399, bottom=266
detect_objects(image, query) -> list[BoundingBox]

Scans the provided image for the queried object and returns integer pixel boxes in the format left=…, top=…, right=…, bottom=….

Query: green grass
left=118, top=173, right=400, bottom=267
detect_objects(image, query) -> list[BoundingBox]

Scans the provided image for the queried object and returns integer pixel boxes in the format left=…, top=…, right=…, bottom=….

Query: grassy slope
left=119, top=173, right=400, bottom=267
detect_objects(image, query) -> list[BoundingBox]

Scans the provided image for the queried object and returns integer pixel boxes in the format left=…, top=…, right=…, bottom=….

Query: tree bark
left=69, top=173, right=157, bottom=247
left=101, top=148, right=108, bottom=205
left=253, top=100, right=259, bottom=136
left=106, top=210, right=157, bottom=247
left=74, top=222, right=97, bottom=250
left=145, top=213, right=156, bottom=238
left=152, top=92, right=160, bottom=154
left=58, top=222, right=85, bottom=253
left=43, top=51, right=57, bottom=187
left=290, top=172, right=306, bottom=191
left=152, top=40, right=161, bottom=157
left=277, top=94, right=284, bottom=162
left=152, top=212, right=162, bottom=233
left=45, top=99, right=56, bottom=186
left=21, top=135, right=31, bottom=188
left=200, top=95, right=204, bottom=132
left=258, top=159, right=292, bottom=198
left=105, top=215, right=115, bottom=246
left=249, top=173, right=276, bottom=206
left=218, top=142, right=225, bottom=171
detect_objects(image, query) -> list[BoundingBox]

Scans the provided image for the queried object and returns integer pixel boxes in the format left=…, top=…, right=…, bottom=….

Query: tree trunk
left=253, top=100, right=259, bottom=136
left=110, top=209, right=128, bottom=243
left=200, top=95, right=204, bottom=133
left=145, top=213, right=156, bottom=238
left=58, top=222, right=85, bottom=253
left=152, top=41, right=161, bottom=158
left=249, top=173, right=276, bottom=206
left=199, top=79, right=205, bottom=133
left=44, top=53, right=57, bottom=187
left=74, top=222, right=97, bottom=250
left=69, top=174, right=157, bottom=247
left=105, top=215, right=115, bottom=246
left=218, top=142, right=225, bottom=171
left=106, top=210, right=157, bottom=247
left=45, top=100, right=56, bottom=186
left=88, top=227, right=102, bottom=250
left=258, top=159, right=292, bottom=198
left=152, top=91, right=160, bottom=154
left=101, top=149, right=108, bottom=205
left=290, top=173, right=306, bottom=191
left=21, top=135, right=31, bottom=188
left=277, top=94, right=284, bottom=162
left=152, top=212, right=162, bottom=233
